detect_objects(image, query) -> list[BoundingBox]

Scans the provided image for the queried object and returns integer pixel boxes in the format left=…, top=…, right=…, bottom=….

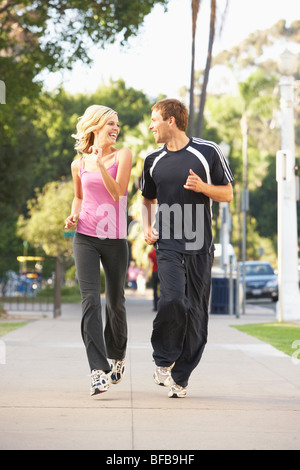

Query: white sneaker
left=90, top=369, right=110, bottom=396
left=153, top=363, right=175, bottom=387
left=168, top=383, right=187, bottom=398
left=110, top=358, right=125, bottom=384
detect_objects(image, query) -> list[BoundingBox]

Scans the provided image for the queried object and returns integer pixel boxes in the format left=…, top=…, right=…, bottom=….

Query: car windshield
left=245, top=264, right=274, bottom=276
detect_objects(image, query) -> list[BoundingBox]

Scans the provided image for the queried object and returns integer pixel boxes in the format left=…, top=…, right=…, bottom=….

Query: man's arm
left=184, top=169, right=233, bottom=202
left=142, top=197, right=159, bottom=245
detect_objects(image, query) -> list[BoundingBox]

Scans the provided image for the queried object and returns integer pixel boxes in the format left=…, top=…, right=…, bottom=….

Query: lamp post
left=218, top=141, right=237, bottom=316
left=219, top=141, right=231, bottom=275
left=276, top=49, right=300, bottom=322
left=240, top=113, right=249, bottom=316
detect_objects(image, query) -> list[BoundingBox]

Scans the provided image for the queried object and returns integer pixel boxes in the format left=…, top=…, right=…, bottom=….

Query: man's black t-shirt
left=140, top=137, right=234, bottom=254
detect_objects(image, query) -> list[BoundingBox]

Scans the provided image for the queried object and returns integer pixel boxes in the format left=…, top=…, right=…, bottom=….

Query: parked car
left=240, top=261, right=278, bottom=302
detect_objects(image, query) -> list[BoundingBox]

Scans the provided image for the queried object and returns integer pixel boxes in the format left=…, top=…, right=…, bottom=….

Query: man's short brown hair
left=152, top=99, right=189, bottom=132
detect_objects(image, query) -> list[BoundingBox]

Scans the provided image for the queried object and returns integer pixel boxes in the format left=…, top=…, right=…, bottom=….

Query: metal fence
left=0, top=256, right=60, bottom=317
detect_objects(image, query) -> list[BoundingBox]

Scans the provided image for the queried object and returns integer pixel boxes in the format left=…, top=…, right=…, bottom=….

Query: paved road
left=0, top=293, right=299, bottom=450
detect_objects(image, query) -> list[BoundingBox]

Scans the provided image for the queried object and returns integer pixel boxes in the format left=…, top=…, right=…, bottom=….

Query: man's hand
left=184, top=169, right=233, bottom=202
left=184, top=169, right=203, bottom=192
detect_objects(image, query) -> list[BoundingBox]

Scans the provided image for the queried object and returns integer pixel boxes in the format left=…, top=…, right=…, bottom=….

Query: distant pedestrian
left=127, top=260, right=140, bottom=290
left=65, top=104, right=132, bottom=397
left=148, top=248, right=159, bottom=311
left=141, top=98, right=233, bottom=398
left=137, top=266, right=146, bottom=294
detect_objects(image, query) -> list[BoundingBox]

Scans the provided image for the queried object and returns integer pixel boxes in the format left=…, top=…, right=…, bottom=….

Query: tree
left=213, top=19, right=300, bottom=78
left=90, top=79, right=154, bottom=132
left=0, top=1, right=170, bottom=66
left=0, top=78, right=153, bottom=260
left=205, top=67, right=285, bottom=261
left=188, top=0, right=229, bottom=136
left=248, top=155, right=277, bottom=245
left=0, top=0, right=170, bottom=211
left=29, top=79, right=153, bottom=191
left=17, top=179, right=74, bottom=260
left=196, top=0, right=216, bottom=137
left=238, top=68, right=278, bottom=189
left=188, top=0, right=202, bottom=136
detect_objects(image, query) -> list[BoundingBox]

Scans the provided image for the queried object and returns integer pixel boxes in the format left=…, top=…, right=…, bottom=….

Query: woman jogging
left=65, top=105, right=132, bottom=396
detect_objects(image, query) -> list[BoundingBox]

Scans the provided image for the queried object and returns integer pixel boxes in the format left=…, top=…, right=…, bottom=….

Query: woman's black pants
left=73, top=232, right=128, bottom=373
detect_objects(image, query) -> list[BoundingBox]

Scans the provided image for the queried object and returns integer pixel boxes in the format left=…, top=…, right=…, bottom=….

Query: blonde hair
left=72, top=105, right=117, bottom=154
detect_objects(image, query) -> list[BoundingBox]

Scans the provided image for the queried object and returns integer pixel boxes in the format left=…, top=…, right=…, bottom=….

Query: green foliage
left=205, top=55, right=299, bottom=261
left=0, top=0, right=166, bottom=261
left=0, top=1, right=170, bottom=71
left=238, top=68, right=277, bottom=113
left=249, top=155, right=277, bottom=242
left=213, top=19, right=300, bottom=77
left=1, top=15, right=300, bottom=272
left=17, top=180, right=75, bottom=258
left=0, top=216, right=24, bottom=277
left=0, top=79, right=153, bottom=262
left=89, top=79, right=154, bottom=132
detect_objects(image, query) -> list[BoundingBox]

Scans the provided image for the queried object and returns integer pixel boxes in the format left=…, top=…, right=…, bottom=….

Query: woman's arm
left=65, top=159, right=83, bottom=229
left=97, top=148, right=132, bottom=201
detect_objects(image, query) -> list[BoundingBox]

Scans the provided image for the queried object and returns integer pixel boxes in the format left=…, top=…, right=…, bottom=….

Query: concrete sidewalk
left=0, top=294, right=299, bottom=450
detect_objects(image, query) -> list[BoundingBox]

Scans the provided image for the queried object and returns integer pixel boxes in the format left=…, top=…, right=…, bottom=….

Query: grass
left=0, top=302, right=29, bottom=337
left=231, top=322, right=300, bottom=357
left=0, top=322, right=28, bottom=337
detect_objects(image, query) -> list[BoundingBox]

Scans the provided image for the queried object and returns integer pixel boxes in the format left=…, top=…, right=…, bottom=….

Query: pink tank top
left=76, top=152, right=128, bottom=239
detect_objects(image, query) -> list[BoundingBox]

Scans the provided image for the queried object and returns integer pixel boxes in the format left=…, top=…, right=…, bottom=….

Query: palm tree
left=188, top=0, right=229, bottom=136
left=196, top=0, right=216, bottom=137
left=188, top=0, right=202, bottom=136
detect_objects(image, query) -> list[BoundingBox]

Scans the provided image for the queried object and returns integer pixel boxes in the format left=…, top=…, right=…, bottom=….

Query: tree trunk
left=196, top=0, right=216, bottom=137
left=188, top=30, right=196, bottom=136
left=188, top=0, right=201, bottom=136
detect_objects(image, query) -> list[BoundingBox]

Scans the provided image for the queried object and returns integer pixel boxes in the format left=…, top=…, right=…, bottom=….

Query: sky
left=42, top=0, right=299, bottom=99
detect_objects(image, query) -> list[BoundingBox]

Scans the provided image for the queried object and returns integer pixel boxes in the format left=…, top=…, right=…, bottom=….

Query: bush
left=36, top=269, right=106, bottom=302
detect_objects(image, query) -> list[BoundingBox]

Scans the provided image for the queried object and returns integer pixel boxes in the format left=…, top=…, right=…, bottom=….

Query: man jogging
left=141, top=99, right=233, bottom=398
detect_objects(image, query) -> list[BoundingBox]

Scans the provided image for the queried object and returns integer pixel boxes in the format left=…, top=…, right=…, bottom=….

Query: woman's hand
left=64, top=214, right=79, bottom=229
left=89, top=129, right=106, bottom=165
left=144, top=227, right=159, bottom=245
left=88, top=145, right=103, bottom=165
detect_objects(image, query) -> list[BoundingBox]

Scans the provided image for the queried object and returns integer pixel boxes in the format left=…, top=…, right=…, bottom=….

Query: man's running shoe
left=90, top=369, right=110, bottom=396
left=168, top=383, right=187, bottom=398
left=153, top=363, right=175, bottom=387
left=110, top=358, right=126, bottom=384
